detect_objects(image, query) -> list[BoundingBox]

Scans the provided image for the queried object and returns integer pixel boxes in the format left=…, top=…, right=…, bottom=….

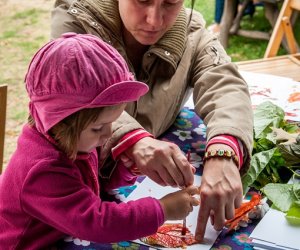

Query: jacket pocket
left=206, top=45, right=231, bottom=66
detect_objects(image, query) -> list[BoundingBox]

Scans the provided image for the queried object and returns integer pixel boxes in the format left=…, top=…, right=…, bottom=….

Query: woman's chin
left=136, top=34, right=162, bottom=45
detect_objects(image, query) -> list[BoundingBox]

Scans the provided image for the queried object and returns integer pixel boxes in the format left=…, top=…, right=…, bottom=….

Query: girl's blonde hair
left=28, top=107, right=107, bottom=160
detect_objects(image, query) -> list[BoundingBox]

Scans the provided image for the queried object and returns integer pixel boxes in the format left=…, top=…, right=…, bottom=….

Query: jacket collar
left=73, top=0, right=187, bottom=71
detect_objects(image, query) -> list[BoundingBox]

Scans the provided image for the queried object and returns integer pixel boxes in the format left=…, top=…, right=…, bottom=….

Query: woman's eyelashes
left=136, top=0, right=181, bottom=6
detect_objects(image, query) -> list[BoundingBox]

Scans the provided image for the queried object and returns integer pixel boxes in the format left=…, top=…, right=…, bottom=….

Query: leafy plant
left=241, top=101, right=300, bottom=223
left=242, top=101, right=300, bottom=192
left=262, top=183, right=300, bottom=225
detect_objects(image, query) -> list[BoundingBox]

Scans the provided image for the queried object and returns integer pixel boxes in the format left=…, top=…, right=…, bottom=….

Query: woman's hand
left=124, top=137, right=195, bottom=187
left=195, top=144, right=243, bottom=242
left=159, top=186, right=200, bottom=220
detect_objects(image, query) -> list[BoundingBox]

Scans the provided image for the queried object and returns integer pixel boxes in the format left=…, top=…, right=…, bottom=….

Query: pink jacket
left=0, top=125, right=164, bottom=249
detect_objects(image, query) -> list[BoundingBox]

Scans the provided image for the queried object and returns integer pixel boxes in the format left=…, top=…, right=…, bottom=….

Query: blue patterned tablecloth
left=56, top=108, right=258, bottom=250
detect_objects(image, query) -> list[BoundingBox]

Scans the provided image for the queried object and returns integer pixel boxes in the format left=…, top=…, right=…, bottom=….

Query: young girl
left=0, top=33, right=199, bottom=249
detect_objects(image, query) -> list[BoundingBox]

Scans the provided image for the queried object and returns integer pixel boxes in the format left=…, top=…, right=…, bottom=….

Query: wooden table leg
left=230, top=0, right=251, bottom=34
left=264, top=2, right=280, bottom=27
left=219, top=0, right=238, bottom=48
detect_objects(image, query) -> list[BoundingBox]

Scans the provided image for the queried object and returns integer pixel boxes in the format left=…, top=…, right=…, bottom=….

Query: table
left=55, top=107, right=260, bottom=250
left=236, top=53, right=300, bottom=81
left=54, top=69, right=300, bottom=249
left=219, top=0, right=282, bottom=48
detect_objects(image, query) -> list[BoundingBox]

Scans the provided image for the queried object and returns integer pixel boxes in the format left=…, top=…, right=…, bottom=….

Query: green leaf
left=255, top=137, right=275, bottom=152
left=293, top=183, right=300, bottom=200
left=266, top=133, right=276, bottom=144
left=253, top=101, right=285, bottom=139
left=242, top=148, right=277, bottom=193
left=286, top=202, right=300, bottom=226
left=253, top=118, right=274, bottom=139
left=254, top=171, right=275, bottom=188
left=277, top=143, right=300, bottom=166
left=262, top=183, right=298, bottom=212
left=283, top=123, right=300, bottom=133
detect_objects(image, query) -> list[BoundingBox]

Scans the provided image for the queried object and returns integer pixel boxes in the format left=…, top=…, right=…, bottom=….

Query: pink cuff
left=112, top=129, right=154, bottom=160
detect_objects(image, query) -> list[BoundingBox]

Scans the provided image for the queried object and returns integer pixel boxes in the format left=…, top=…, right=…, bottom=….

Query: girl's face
left=118, top=0, right=184, bottom=45
left=76, top=104, right=126, bottom=153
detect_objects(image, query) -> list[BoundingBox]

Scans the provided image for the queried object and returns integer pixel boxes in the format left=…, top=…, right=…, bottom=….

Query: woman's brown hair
left=190, top=0, right=195, bottom=23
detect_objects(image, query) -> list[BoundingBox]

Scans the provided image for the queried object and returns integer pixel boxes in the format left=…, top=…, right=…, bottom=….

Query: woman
left=51, top=0, right=253, bottom=242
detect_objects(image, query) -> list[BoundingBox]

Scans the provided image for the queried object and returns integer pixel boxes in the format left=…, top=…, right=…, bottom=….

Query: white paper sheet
left=240, top=71, right=300, bottom=122
left=250, top=208, right=300, bottom=250
left=184, top=71, right=300, bottom=122
left=124, top=176, right=221, bottom=250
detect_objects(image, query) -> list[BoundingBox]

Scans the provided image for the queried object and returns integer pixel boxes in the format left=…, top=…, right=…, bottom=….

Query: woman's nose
left=146, top=6, right=163, bottom=27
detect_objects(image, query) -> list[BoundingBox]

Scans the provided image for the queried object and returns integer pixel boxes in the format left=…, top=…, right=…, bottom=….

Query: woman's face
left=118, top=0, right=184, bottom=45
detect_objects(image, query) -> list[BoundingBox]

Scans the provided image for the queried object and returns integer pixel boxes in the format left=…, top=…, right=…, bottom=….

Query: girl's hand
left=159, top=186, right=200, bottom=221
left=119, top=154, right=134, bottom=168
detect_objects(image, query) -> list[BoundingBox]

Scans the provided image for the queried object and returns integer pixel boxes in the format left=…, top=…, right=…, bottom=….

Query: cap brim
left=30, top=80, right=148, bottom=134
left=90, top=80, right=149, bottom=106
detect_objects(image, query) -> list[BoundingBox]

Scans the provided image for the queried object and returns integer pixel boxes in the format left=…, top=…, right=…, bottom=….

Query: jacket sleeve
left=20, top=162, right=164, bottom=243
left=99, top=112, right=146, bottom=171
left=190, top=28, right=253, bottom=175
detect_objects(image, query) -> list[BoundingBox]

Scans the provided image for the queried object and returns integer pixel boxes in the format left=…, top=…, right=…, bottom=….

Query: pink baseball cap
left=25, top=33, right=148, bottom=134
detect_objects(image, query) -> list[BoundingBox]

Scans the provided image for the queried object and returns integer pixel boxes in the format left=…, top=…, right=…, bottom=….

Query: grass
left=188, top=2, right=300, bottom=61
left=0, top=0, right=299, bottom=168
left=226, top=7, right=271, bottom=61
left=0, top=1, right=52, bottom=166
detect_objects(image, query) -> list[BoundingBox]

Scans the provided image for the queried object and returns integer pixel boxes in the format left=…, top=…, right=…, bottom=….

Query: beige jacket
left=51, top=0, right=253, bottom=174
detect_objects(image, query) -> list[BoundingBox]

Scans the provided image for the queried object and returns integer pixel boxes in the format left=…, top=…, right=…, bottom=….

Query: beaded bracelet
left=203, top=149, right=239, bottom=168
